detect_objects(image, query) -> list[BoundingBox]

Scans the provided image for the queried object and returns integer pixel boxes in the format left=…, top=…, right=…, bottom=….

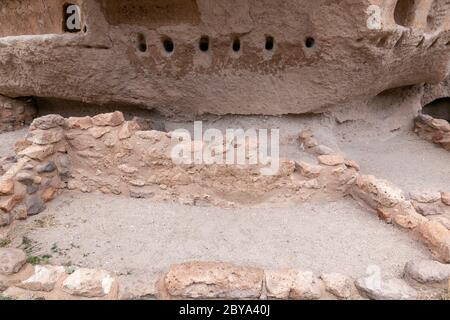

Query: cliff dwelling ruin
left=0, top=0, right=449, bottom=301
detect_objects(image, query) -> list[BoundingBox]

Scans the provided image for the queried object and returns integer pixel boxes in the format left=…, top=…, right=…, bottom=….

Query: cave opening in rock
left=422, top=97, right=450, bottom=122
left=394, top=0, right=417, bottom=27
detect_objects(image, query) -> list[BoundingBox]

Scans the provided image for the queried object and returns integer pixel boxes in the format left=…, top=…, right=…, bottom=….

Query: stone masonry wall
left=0, top=96, right=36, bottom=133
left=415, top=113, right=450, bottom=151
left=1, top=250, right=449, bottom=300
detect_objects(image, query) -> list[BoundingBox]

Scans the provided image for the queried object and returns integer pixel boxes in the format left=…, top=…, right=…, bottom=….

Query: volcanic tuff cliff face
left=0, top=0, right=449, bottom=117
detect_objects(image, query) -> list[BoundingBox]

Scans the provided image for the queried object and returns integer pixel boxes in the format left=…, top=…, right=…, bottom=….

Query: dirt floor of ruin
left=1, top=113, right=449, bottom=300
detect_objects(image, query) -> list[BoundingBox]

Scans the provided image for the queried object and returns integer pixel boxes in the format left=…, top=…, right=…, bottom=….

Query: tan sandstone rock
left=118, top=164, right=138, bottom=174
left=387, top=201, right=428, bottom=230
left=0, top=179, right=14, bottom=196
left=30, top=115, right=64, bottom=130
left=65, top=116, right=93, bottom=130
left=18, top=145, right=54, bottom=161
left=430, top=119, right=450, bottom=132
left=442, top=193, right=450, bottom=206
left=344, top=159, right=360, bottom=171
left=0, top=264, right=34, bottom=292
left=88, top=126, right=111, bottom=139
left=317, top=154, right=345, bottom=166
left=119, top=121, right=141, bottom=140
left=165, top=262, right=264, bottom=299
left=19, top=265, right=66, bottom=292
left=265, top=269, right=322, bottom=300
left=295, top=161, right=322, bottom=178
left=0, top=248, right=26, bottom=275
left=92, top=111, right=125, bottom=127
left=27, top=127, right=64, bottom=145
left=353, top=175, right=406, bottom=209
left=41, top=187, right=57, bottom=203
left=320, top=273, right=355, bottom=299
left=418, top=221, right=450, bottom=263
left=62, top=268, right=116, bottom=298
left=0, top=196, right=19, bottom=213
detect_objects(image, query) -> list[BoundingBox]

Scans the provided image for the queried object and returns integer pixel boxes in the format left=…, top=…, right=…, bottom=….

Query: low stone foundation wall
left=1, top=250, right=449, bottom=300
left=415, top=114, right=450, bottom=151
left=0, top=111, right=360, bottom=227
left=0, top=248, right=118, bottom=300
left=0, top=96, right=36, bottom=133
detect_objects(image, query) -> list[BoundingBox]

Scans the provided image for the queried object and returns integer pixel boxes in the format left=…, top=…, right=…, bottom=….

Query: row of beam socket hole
left=136, top=34, right=316, bottom=54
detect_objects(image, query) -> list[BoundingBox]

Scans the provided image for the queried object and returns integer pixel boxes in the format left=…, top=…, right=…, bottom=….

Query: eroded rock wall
left=0, top=0, right=449, bottom=116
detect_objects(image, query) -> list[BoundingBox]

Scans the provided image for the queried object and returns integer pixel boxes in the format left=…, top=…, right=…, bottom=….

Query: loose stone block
left=317, top=154, right=345, bottom=166
left=265, top=269, right=322, bottom=300
left=442, top=192, right=450, bottom=206
left=19, top=265, right=66, bottom=292
left=18, top=145, right=54, bottom=161
left=404, top=260, right=450, bottom=284
left=16, top=171, right=35, bottom=186
left=0, top=196, right=19, bottom=213
left=88, top=126, right=111, bottom=138
left=25, top=194, right=46, bottom=216
left=41, top=187, right=57, bottom=203
left=0, top=179, right=14, bottom=196
left=118, top=121, right=140, bottom=140
left=295, top=161, right=322, bottom=178
left=27, top=127, right=64, bottom=145
left=30, top=115, right=65, bottom=130
left=320, top=273, right=355, bottom=299
left=62, top=268, right=116, bottom=298
left=65, top=116, right=93, bottom=130
left=409, top=191, right=442, bottom=204
left=165, top=262, right=264, bottom=299
left=353, top=175, right=406, bottom=208
left=418, top=221, right=450, bottom=263
left=356, top=275, right=417, bottom=300
left=0, top=248, right=26, bottom=275
left=92, top=111, right=125, bottom=127
left=0, top=264, right=34, bottom=291
left=36, top=161, right=57, bottom=173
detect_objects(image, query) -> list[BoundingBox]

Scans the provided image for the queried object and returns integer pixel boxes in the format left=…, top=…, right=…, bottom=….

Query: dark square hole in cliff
left=422, top=98, right=450, bottom=122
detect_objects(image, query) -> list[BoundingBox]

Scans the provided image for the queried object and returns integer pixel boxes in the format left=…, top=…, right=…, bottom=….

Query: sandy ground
left=336, top=125, right=450, bottom=193
left=0, top=117, right=446, bottom=289
left=11, top=192, right=430, bottom=279
left=0, top=128, right=27, bottom=158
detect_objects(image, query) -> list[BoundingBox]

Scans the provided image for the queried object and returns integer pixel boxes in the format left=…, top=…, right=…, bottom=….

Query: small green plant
left=19, top=236, right=52, bottom=265
left=0, top=295, right=14, bottom=301
left=20, top=236, right=33, bottom=253
left=0, top=239, right=11, bottom=248
left=27, top=254, right=51, bottom=265
left=66, top=266, right=76, bottom=275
